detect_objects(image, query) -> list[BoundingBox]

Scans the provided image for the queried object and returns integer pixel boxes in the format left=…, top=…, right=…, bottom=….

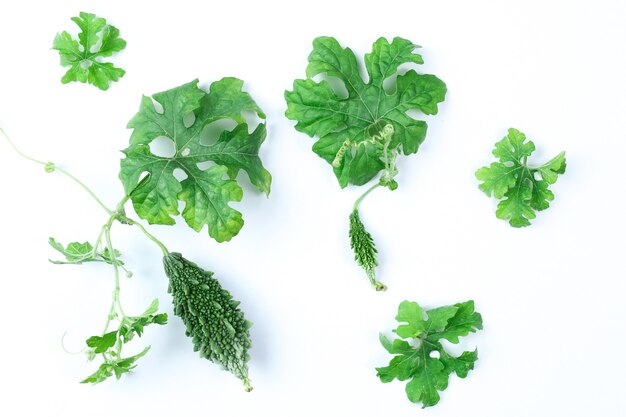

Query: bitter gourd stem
left=243, top=377, right=253, bottom=392
left=121, top=216, right=169, bottom=256
left=353, top=183, right=381, bottom=211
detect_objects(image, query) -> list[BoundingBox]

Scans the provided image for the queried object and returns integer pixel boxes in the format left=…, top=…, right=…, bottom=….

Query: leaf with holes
left=52, top=12, right=126, bottom=90
left=376, top=300, right=482, bottom=408
left=475, top=128, right=566, bottom=227
left=119, top=78, right=270, bottom=242
left=285, top=36, right=446, bottom=187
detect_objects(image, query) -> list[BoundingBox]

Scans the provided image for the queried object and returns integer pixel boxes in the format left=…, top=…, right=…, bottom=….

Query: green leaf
left=48, top=237, right=123, bottom=266
left=100, top=247, right=124, bottom=266
left=395, top=301, right=427, bottom=338
left=379, top=334, right=413, bottom=355
left=81, top=347, right=151, bottom=384
left=118, top=299, right=168, bottom=343
left=142, top=299, right=160, bottom=316
left=404, top=357, right=448, bottom=406
left=440, top=349, right=478, bottom=379
left=285, top=36, right=446, bottom=187
left=81, top=362, right=114, bottom=384
left=80, top=299, right=165, bottom=383
left=376, top=300, right=482, bottom=408
left=119, top=79, right=271, bottom=242
left=86, top=331, right=117, bottom=354
left=475, top=128, right=566, bottom=227
left=121, top=313, right=168, bottom=342
left=52, top=12, right=126, bottom=90
left=431, top=300, right=482, bottom=344
left=111, top=346, right=151, bottom=379
left=48, top=238, right=94, bottom=264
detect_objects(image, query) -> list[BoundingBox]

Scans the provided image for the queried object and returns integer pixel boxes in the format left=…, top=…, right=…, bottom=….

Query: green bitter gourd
left=163, top=252, right=253, bottom=391
left=349, top=210, right=384, bottom=291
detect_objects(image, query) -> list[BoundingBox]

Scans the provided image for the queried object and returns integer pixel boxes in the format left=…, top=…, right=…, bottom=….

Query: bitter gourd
left=163, top=252, right=253, bottom=390
left=349, top=209, right=385, bottom=291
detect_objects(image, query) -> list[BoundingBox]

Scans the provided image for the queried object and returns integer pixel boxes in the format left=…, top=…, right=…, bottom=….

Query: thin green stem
left=105, top=226, right=125, bottom=319
left=54, top=166, right=113, bottom=215
left=119, top=263, right=133, bottom=278
left=1, top=127, right=114, bottom=215
left=1, top=127, right=47, bottom=165
left=121, top=216, right=169, bottom=256
left=114, top=195, right=130, bottom=212
left=104, top=225, right=126, bottom=320
left=100, top=217, right=117, bottom=334
left=368, top=273, right=387, bottom=291
left=102, top=300, right=116, bottom=334
left=101, top=211, right=125, bottom=334
left=91, top=225, right=107, bottom=258
left=353, top=183, right=381, bottom=212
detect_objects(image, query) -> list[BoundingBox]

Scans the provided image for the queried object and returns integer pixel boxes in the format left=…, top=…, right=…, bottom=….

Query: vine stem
left=122, top=216, right=169, bottom=256
left=54, top=166, right=113, bottom=215
left=1, top=127, right=47, bottom=165
left=105, top=226, right=125, bottom=316
left=1, top=128, right=171, bottom=341
left=1, top=127, right=113, bottom=215
left=101, top=214, right=122, bottom=334
left=2, top=128, right=169, bottom=255
left=353, top=183, right=381, bottom=212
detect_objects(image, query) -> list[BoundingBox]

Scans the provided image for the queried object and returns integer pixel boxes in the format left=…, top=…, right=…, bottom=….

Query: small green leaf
left=123, top=313, right=168, bottom=341
left=80, top=347, right=151, bottom=384
left=49, top=238, right=94, bottom=264
left=81, top=362, right=114, bottom=384
left=48, top=237, right=123, bottom=266
left=476, top=128, right=566, bottom=227
left=142, top=299, right=160, bottom=316
left=85, top=331, right=117, bottom=354
left=153, top=313, right=168, bottom=325
left=120, top=300, right=168, bottom=342
left=85, top=348, right=97, bottom=362
left=100, top=247, right=123, bottom=265
left=52, top=12, right=126, bottom=90
left=112, top=346, right=151, bottom=379
left=376, top=300, right=482, bottom=408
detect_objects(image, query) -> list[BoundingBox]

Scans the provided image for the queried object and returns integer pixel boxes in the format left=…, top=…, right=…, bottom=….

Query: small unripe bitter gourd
left=163, top=252, right=253, bottom=390
left=349, top=209, right=386, bottom=291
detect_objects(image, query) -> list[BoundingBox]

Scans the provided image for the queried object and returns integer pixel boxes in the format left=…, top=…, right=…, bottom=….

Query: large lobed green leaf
left=285, top=36, right=446, bottom=187
left=52, top=12, right=126, bottom=90
left=119, top=79, right=271, bottom=242
left=377, top=300, right=482, bottom=408
left=476, top=128, right=566, bottom=227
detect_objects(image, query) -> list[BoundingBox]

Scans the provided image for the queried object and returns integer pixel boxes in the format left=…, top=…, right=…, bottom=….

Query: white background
left=0, top=0, right=624, bottom=415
